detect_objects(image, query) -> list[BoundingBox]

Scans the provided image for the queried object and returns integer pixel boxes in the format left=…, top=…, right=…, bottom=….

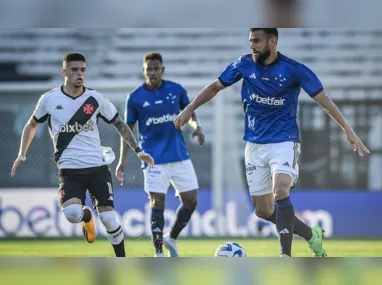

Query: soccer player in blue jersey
left=174, top=28, right=370, bottom=257
left=116, top=52, right=205, bottom=257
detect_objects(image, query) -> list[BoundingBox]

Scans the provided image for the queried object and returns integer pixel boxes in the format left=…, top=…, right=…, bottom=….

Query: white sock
left=99, top=211, right=124, bottom=245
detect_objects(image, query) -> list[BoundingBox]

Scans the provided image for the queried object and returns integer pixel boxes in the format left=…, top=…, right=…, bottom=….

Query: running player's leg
left=97, top=205, right=125, bottom=257
left=256, top=185, right=326, bottom=256
left=245, top=143, right=277, bottom=252
left=144, top=164, right=171, bottom=257
left=272, top=172, right=295, bottom=257
left=164, top=160, right=199, bottom=257
left=259, top=185, right=313, bottom=243
left=269, top=142, right=300, bottom=257
left=270, top=141, right=325, bottom=257
left=171, top=189, right=198, bottom=239
left=148, top=192, right=166, bottom=257
left=245, top=142, right=310, bottom=256
left=59, top=169, right=94, bottom=242
left=87, top=166, right=125, bottom=257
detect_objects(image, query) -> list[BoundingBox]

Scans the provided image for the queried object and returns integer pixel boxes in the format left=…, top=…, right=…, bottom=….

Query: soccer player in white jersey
left=174, top=29, right=370, bottom=257
left=115, top=52, right=205, bottom=257
left=11, top=53, right=154, bottom=257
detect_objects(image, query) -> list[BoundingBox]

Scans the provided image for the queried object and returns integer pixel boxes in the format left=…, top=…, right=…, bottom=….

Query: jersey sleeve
left=125, top=94, right=138, bottom=123
left=98, top=93, right=119, bottom=124
left=33, top=94, right=49, bottom=123
left=295, top=64, right=324, bottom=98
left=218, top=57, right=243, bottom=87
left=179, top=85, right=190, bottom=110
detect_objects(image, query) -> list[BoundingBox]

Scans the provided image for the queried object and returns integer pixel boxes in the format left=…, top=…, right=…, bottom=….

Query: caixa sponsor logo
left=249, top=94, right=286, bottom=106
left=59, top=121, right=94, bottom=133
left=146, top=114, right=177, bottom=126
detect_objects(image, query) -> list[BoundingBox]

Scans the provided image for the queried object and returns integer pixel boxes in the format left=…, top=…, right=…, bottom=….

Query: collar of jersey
left=60, top=85, right=86, bottom=100
left=143, top=80, right=165, bottom=91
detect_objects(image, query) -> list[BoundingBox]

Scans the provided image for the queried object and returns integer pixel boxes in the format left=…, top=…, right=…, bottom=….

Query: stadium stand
left=1, top=28, right=382, bottom=86
left=0, top=29, right=111, bottom=81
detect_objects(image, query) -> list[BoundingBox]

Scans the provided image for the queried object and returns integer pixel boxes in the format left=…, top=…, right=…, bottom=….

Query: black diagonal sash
left=54, top=96, right=99, bottom=162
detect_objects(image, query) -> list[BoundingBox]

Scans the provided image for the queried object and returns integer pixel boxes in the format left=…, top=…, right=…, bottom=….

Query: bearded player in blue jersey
left=116, top=52, right=205, bottom=257
left=174, top=28, right=370, bottom=257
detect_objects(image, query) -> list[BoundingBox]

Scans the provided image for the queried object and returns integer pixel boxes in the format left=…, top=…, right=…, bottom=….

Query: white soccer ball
left=214, top=242, right=247, bottom=257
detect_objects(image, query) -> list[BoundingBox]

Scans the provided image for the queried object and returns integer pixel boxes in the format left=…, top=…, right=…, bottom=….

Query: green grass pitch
left=1, top=238, right=382, bottom=257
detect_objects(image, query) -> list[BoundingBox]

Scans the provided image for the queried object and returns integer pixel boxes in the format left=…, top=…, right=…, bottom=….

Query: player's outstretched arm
left=174, top=79, right=226, bottom=130
left=11, top=115, right=40, bottom=177
left=314, top=91, right=370, bottom=156
left=115, top=122, right=136, bottom=185
left=112, top=116, right=154, bottom=168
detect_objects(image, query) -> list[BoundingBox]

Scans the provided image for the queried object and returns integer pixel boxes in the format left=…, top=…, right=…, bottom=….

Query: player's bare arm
left=314, top=91, right=370, bottom=156
left=174, top=79, right=226, bottom=130
left=11, top=115, right=40, bottom=177
left=115, top=122, right=136, bottom=185
left=112, top=116, right=154, bottom=168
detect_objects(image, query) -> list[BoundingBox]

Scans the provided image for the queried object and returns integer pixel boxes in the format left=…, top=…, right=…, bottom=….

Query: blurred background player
left=174, top=28, right=370, bottom=257
left=11, top=52, right=154, bottom=257
left=116, top=52, right=205, bottom=257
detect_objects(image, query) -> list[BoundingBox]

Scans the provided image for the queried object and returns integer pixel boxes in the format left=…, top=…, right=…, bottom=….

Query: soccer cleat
left=82, top=206, right=96, bottom=243
left=155, top=252, right=165, bottom=257
left=280, top=254, right=290, bottom=257
left=163, top=233, right=179, bottom=257
left=308, top=226, right=327, bottom=257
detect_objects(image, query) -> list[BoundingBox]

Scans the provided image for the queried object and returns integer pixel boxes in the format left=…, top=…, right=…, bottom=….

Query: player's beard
left=256, top=48, right=271, bottom=65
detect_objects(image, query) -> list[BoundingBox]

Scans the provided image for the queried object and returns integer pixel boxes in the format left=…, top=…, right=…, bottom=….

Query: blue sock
left=275, top=197, right=295, bottom=256
left=265, top=204, right=312, bottom=242
left=151, top=209, right=164, bottom=254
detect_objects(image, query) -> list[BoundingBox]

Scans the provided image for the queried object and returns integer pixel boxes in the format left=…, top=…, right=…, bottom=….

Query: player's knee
left=150, top=194, right=165, bottom=210
left=255, top=208, right=274, bottom=219
left=63, top=204, right=83, bottom=223
left=150, top=199, right=165, bottom=210
left=183, top=197, right=198, bottom=210
left=273, top=183, right=290, bottom=200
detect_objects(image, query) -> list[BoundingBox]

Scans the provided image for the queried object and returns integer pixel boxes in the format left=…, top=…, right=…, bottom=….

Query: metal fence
left=298, top=97, right=382, bottom=190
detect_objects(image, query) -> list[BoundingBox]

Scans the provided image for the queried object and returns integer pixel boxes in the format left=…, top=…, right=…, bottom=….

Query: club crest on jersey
left=83, top=104, right=94, bottom=114
left=59, top=121, right=95, bottom=133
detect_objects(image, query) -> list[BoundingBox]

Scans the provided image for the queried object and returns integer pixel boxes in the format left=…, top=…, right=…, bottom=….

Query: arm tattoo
left=112, top=115, right=139, bottom=150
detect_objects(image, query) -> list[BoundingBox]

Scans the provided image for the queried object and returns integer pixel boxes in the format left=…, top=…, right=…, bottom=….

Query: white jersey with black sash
left=33, top=86, right=118, bottom=169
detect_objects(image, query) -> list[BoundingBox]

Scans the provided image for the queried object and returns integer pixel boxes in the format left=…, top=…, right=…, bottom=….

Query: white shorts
left=143, top=159, right=199, bottom=195
left=245, top=141, right=300, bottom=197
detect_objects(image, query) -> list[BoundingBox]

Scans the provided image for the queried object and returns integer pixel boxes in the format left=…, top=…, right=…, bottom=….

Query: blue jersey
left=218, top=53, right=323, bottom=144
left=125, top=80, right=190, bottom=165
